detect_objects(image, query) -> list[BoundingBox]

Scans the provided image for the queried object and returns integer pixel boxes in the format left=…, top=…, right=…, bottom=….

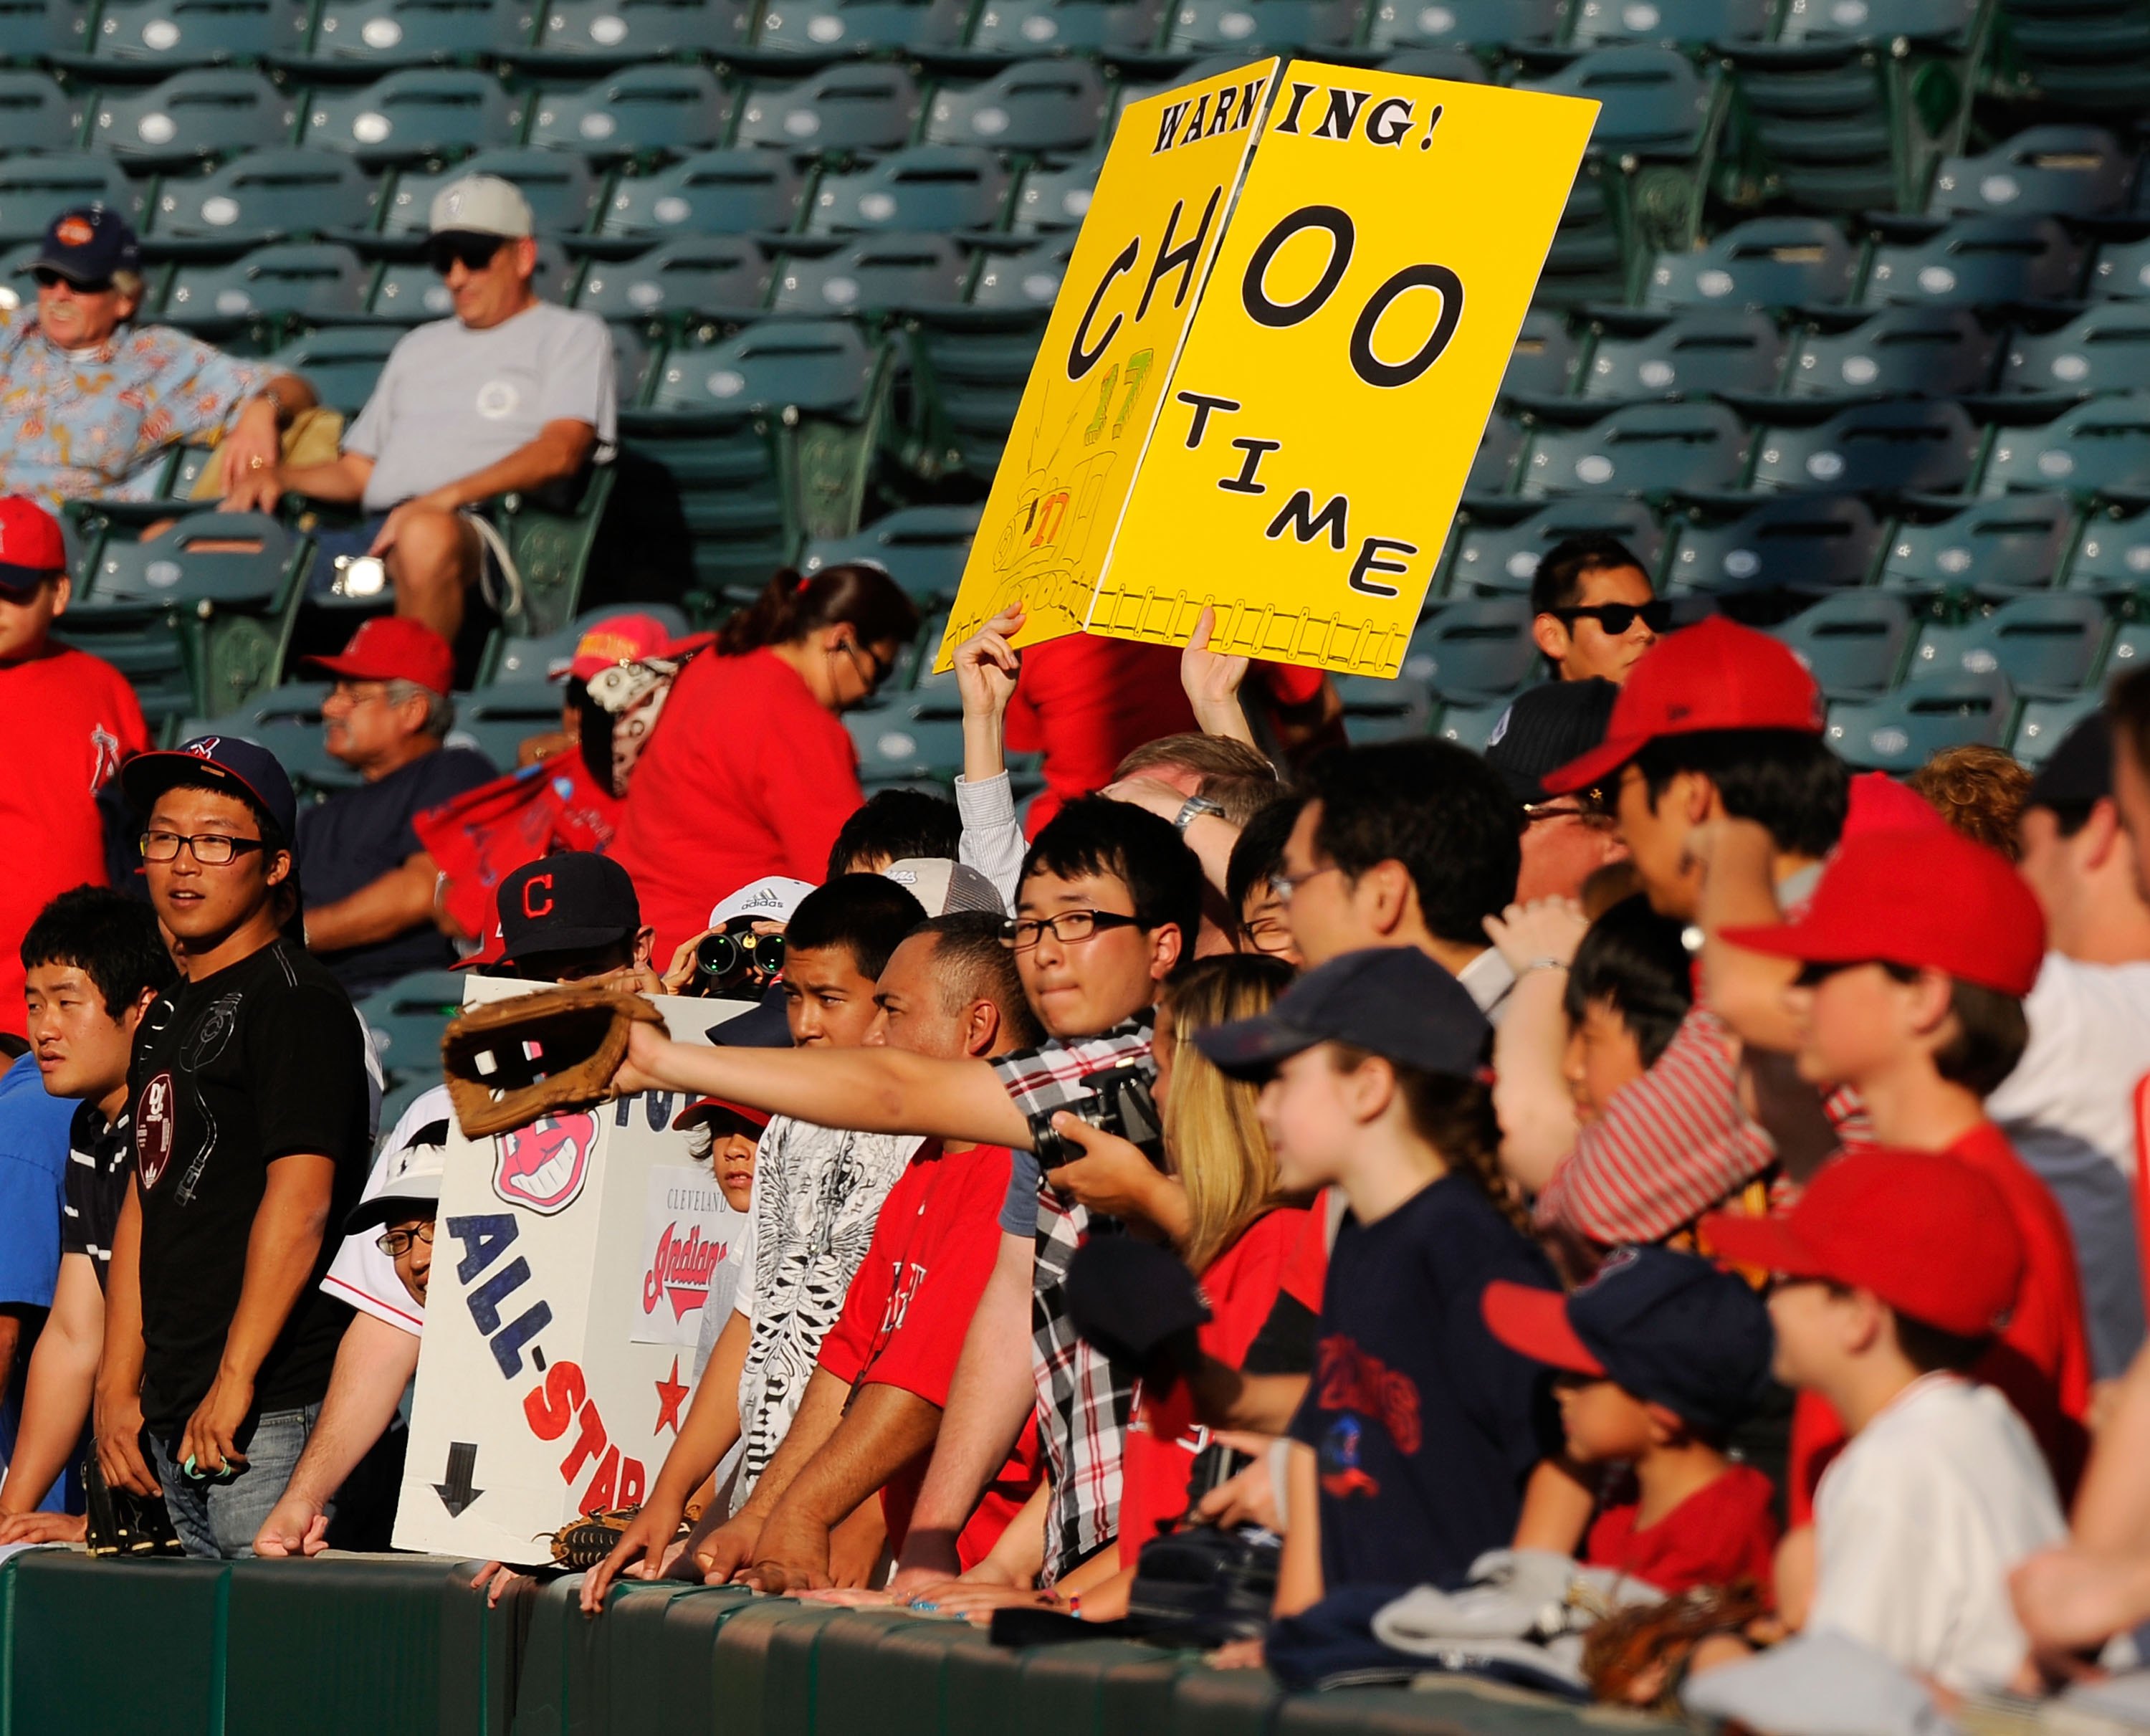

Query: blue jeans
left=151, top=1404, right=324, bottom=1560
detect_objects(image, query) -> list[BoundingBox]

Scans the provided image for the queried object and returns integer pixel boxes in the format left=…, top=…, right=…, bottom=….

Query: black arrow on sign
left=435, top=1441, right=484, bottom=1517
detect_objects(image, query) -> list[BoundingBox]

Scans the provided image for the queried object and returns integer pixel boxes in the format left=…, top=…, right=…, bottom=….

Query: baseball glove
left=441, top=986, right=668, bottom=1139
left=543, top=1501, right=702, bottom=1570
left=1582, top=1580, right=1771, bottom=1711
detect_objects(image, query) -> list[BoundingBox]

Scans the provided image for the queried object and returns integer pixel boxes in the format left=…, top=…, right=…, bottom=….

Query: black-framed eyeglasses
left=1552, top=600, right=1673, bottom=636
left=998, top=909, right=1143, bottom=951
left=376, top=1221, right=436, bottom=1259
left=426, top=232, right=505, bottom=277
left=1239, top=915, right=1296, bottom=956
left=838, top=639, right=893, bottom=695
left=32, top=267, right=112, bottom=294
left=139, top=830, right=269, bottom=866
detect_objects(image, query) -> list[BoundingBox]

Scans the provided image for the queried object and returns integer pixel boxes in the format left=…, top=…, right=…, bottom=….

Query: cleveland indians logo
left=492, top=1112, right=598, bottom=1215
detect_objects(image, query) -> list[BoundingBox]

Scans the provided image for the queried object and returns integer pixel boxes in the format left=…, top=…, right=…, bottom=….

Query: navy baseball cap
left=1192, top=946, right=1491, bottom=1079
left=1484, top=678, right=1620, bottom=806
left=33, top=206, right=140, bottom=286
left=1481, top=1246, right=1775, bottom=1436
left=488, top=852, right=641, bottom=968
left=122, top=734, right=298, bottom=843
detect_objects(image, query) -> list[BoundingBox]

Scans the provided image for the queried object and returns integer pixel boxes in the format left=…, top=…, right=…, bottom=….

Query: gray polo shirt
left=345, top=301, right=616, bottom=512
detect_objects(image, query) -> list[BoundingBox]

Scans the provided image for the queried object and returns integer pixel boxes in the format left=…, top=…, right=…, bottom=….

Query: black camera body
left=1027, top=1064, right=1165, bottom=1170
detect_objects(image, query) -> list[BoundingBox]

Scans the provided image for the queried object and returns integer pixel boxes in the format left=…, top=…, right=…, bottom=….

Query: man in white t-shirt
left=1990, top=712, right=2150, bottom=1381
left=245, top=174, right=616, bottom=642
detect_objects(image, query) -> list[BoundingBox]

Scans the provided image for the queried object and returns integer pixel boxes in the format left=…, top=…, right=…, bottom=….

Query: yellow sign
left=935, top=59, right=1277, bottom=668
left=937, top=61, right=1597, bottom=677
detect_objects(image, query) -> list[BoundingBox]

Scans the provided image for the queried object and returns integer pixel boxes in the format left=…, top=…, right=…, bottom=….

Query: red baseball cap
left=1720, top=824, right=2045, bottom=996
left=1542, top=617, right=1825, bottom=796
left=0, top=496, right=67, bottom=597
left=1701, top=1149, right=2024, bottom=1337
left=304, top=616, right=456, bottom=698
left=1840, top=769, right=1949, bottom=841
left=672, top=1097, right=773, bottom=1135
left=554, top=611, right=707, bottom=682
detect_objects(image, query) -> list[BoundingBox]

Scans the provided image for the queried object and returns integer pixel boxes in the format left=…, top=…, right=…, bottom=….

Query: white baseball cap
left=429, top=173, right=533, bottom=239
left=882, top=857, right=1005, bottom=917
left=708, top=876, right=817, bottom=929
left=343, top=1119, right=450, bottom=1234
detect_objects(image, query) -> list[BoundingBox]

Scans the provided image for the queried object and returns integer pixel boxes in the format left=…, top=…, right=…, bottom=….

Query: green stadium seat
left=1574, top=308, right=1785, bottom=406
left=773, top=233, right=971, bottom=314
left=1010, top=154, right=1098, bottom=234
left=1666, top=494, right=1885, bottom=596
left=383, top=148, right=602, bottom=236
left=1779, top=0, right=1977, bottom=42
left=1499, top=308, right=1583, bottom=404
left=1825, top=667, right=2016, bottom=768
left=1863, top=214, right=2087, bottom=307
left=95, top=72, right=296, bottom=167
left=444, top=678, right=551, bottom=766
left=293, top=0, right=538, bottom=67
left=1375, top=47, right=1491, bottom=78
left=1520, top=401, right=1752, bottom=499
left=1443, top=499, right=1663, bottom=597
left=925, top=59, right=1109, bottom=156
left=1643, top=217, right=1861, bottom=311
left=527, top=66, right=735, bottom=161
left=153, top=147, right=380, bottom=246
left=0, top=151, right=142, bottom=247
left=160, top=242, right=371, bottom=338
left=1747, top=399, right=1984, bottom=495
left=810, top=145, right=1013, bottom=237
left=371, top=238, right=570, bottom=320
left=649, top=316, right=879, bottom=416
left=1570, top=0, right=1772, bottom=46
left=576, top=235, right=771, bottom=319
left=513, top=0, right=752, bottom=63
left=1994, top=305, right=2150, bottom=411
left=1984, top=399, right=2150, bottom=500
left=1881, top=491, right=2073, bottom=595
left=970, top=233, right=1071, bottom=306
left=1929, top=123, right=2135, bottom=220
left=1406, top=598, right=1539, bottom=701
left=752, top=0, right=970, bottom=57
left=1782, top=306, right=2000, bottom=403
left=173, top=680, right=357, bottom=791
left=2103, top=615, right=2150, bottom=682
left=355, top=968, right=470, bottom=1079
left=884, top=305, right=1046, bottom=479
left=2065, top=504, right=2150, bottom=592
left=0, top=0, right=95, bottom=59
left=71, top=0, right=310, bottom=68
left=1773, top=589, right=1916, bottom=697
left=735, top=64, right=924, bottom=158
left=1367, top=0, right=1558, bottom=47
left=485, top=601, right=690, bottom=682
left=803, top=502, right=976, bottom=604
left=2015, top=690, right=2105, bottom=763
left=846, top=694, right=965, bottom=785
left=0, top=77, right=90, bottom=157
left=2090, top=234, right=2150, bottom=301
left=1908, top=592, right=2109, bottom=694
left=599, top=148, right=808, bottom=240
left=1336, top=671, right=1436, bottom=743
left=1534, top=163, right=1638, bottom=307
left=964, top=0, right=1169, bottom=58
left=1162, top=0, right=1360, bottom=53
left=1434, top=696, right=1511, bottom=750
left=620, top=408, right=793, bottom=598
left=269, top=323, right=403, bottom=414
left=304, top=69, right=527, bottom=163
left=1988, top=0, right=2150, bottom=115
left=1469, top=410, right=1526, bottom=496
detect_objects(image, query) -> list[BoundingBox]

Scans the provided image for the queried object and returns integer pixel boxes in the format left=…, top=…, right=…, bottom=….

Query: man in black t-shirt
left=95, top=737, right=371, bottom=1559
left=293, top=617, right=495, bottom=996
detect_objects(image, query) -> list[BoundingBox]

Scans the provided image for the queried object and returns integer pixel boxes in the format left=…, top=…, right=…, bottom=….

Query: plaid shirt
left=991, top=1014, right=1154, bottom=1585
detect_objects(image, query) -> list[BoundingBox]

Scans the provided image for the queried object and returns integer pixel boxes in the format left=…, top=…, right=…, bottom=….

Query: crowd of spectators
left=10, top=429, right=2150, bottom=1728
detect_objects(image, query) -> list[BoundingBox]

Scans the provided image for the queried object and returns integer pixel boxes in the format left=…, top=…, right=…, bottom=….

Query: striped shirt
left=62, top=1101, right=132, bottom=1291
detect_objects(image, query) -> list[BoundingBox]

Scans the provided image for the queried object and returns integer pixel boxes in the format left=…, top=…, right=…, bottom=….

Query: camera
left=330, top=553, right=388, bottom=599
left=1028, top=1064, right=1165, bottom=1170
left=692, top=922, right=785, bottom=996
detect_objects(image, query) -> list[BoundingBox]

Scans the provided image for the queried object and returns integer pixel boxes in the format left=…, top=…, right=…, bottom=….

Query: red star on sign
left=654, top=1356, right=689, bottom=1436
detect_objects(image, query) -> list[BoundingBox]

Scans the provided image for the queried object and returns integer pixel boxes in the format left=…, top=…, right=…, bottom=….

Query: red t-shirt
left=1117, top=1206, right=1311, bottom=1570
left=1584, top=1463, right=1779, bottom=1596
left=414, top=753, right=624, bottom=945
left=611, top=649, right=865, bottom=958
left=817, top=1141, right=1040, bottom=1569
left=1279, top=1193, right=1332, bottom=1313
left=1787, top=1122, right=2093, bottom=1524
left=0, top=644, right=148, bottom=1038
left=1005, top=636, right=1197, bottom=836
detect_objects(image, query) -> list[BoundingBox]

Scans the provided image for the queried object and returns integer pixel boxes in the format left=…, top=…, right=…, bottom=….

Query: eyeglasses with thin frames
left=998, top=909, right=1142, bottom=951
left=1267, top=864, right=1343, bottom=907
left=139, top=830, right=269, bottom=866
left=375, top=1221, right=436, bottom=1259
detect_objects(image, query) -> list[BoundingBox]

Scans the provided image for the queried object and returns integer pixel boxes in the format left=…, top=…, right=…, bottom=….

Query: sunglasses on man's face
left=1552, top=599, right=1675, bottom=636
left=32, top=267, right=112, bottom=294
left=426, top=233, right=506, bottom=277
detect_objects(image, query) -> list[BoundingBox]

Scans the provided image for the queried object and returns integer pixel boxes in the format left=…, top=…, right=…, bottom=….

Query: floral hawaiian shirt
left=0, top=310, right=266, bottom=506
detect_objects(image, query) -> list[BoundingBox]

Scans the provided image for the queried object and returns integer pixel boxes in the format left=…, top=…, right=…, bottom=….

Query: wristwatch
left=1172, top=794, right=1227, bottom=835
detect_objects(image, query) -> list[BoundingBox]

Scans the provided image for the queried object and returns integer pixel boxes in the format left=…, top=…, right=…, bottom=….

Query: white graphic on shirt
left=137, top=1071, right=176, bottom=1191
left=89, top=723, right=120, bottom=793
left=475, top=380, right=520, bottom=420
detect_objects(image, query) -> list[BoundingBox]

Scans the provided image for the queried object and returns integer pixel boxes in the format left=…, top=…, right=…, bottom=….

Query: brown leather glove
left=441, top=986, right=668, bottom=1139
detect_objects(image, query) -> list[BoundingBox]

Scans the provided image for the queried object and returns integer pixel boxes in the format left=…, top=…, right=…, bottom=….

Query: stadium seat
left=513, top=0, right=751, bottom=64
left=1665, top=495, right=1885, bottom=598
left=575, top=236, right=771, bottom=319
left=801, top=503, right=978, bottom=604
left=1984, top=400, right=2150, bottom=501
left=1987, top=0, right=2150, bottom=115
left=1442, top=499, right=1665, bottom=597
left=372, top=239, right=570, bottom=320
left=1772, top=589, right=1916, bottom=698
left=808, top=146, right=1013, bottom=237
left=1433, top=697, right=1514, bottom=751
left=94, top=75, right=295, bottom=170
left=0, top=0, right=95, bottom=59
left=735, top=64, right=924, bottom=158
left=1162, top=0, right=1360, bottom=54
left=304, top=70, right=527, bottom=163
left=1781, top=307, right=2000, bottom=403
left=2103, top=617, right=2150, bottom=682
left=968, top=234, right=1070, bottom=307
left=2091, top=235, right=2150, bottom=302
left=752, top=0, right=970, bottom=57
left=1747, top=399, right=1984, bottom=496
left=295, top=0, right=538, bottom=67
left=484, top=601, right=690, bottom=682
left=599, top=149, right=808, bottom=241
left=382, top=149, right=602, bottom=237
left=1335, top=672, right=1436, bottom=745
left=924, top=59, right=1107, bottom=156
left=1366, top=0, right=1559, bottom=49
left=883, top=305, right=1047, bottom=480
left=773, top=234, right=970, bottom=314
left=964, top=0, right=1169, bottom=58
left=1404, top=599, right=1539, bottom=703
left=355, top=969, right=471, bottom=1080
left=1570, top=0, right=1772, bottom=46
left=446, top=680, right=558, bottom=767
left=152, top=147, right=380, bottom=247
left=174, top=681, right=356, bottom=793
left=70, top=0, right=309, bottom=67
left=159, top=242, right=371, bottom=337
left=1993, top=305, right=2150, bottom=411
left=0, top=151, right=142, bottom=247
left=1519, top=401, right=1752, bottom=499
left=2065, top=505, right=2150, bottom=592
left=1534, top=164, right=1638, bottom=308
left=1375, top=47, right=1491, bottom=79
left=1574, top=309, right=1785, bottom=406
left=1907, top=593, right=2110, bottom=694
left=1469, top=411, right=1526, bottom=497
left=1009, top=156, right=1098, bottom=234
left=1861, top=214, right=2087, bottom=307
left=846, top=695, right=965, bottom=787
left=0, top=79, right=83, bottom=159
left=1499, top=309, right=1584, bottom=404
left=1643, top=217, right=1860, bottom=312
left=1881, top=492, right=2074, bottom=595
left=2015, top=691, right=2104, bottom=763
left=1929, top=125, right=2136, bottom=220
left=647, top=318, right=879, bottom=418
left=268, top=324, right=403, bottom=414
left=1777, top=0, right=1978, bottom=42
left=526, top=66, right=734, bottom=161
left=1825, top=667, right=2015, bottom=768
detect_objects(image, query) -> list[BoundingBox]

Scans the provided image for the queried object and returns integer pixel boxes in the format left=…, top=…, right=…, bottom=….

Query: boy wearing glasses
left=1526, top=535, right=1670, bottom=685
left=96, top=738, right=372, bottom=1559
left=247, top=174, right=616, bottom=643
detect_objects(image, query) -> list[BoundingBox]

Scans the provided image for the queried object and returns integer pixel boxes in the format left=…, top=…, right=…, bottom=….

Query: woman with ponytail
left=613, top=563, right=919, bottom=958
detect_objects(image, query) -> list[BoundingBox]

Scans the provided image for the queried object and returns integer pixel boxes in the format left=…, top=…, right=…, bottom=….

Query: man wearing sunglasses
left=252, top=175, right=616, bottom=644
left=1528, top=535, right=1669, bottom=685
left=0, top=207, right=315, bottom=512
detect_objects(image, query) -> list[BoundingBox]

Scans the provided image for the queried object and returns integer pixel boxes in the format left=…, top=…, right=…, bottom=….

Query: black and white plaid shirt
left=990, top=1013, right=1155, bottom=1586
